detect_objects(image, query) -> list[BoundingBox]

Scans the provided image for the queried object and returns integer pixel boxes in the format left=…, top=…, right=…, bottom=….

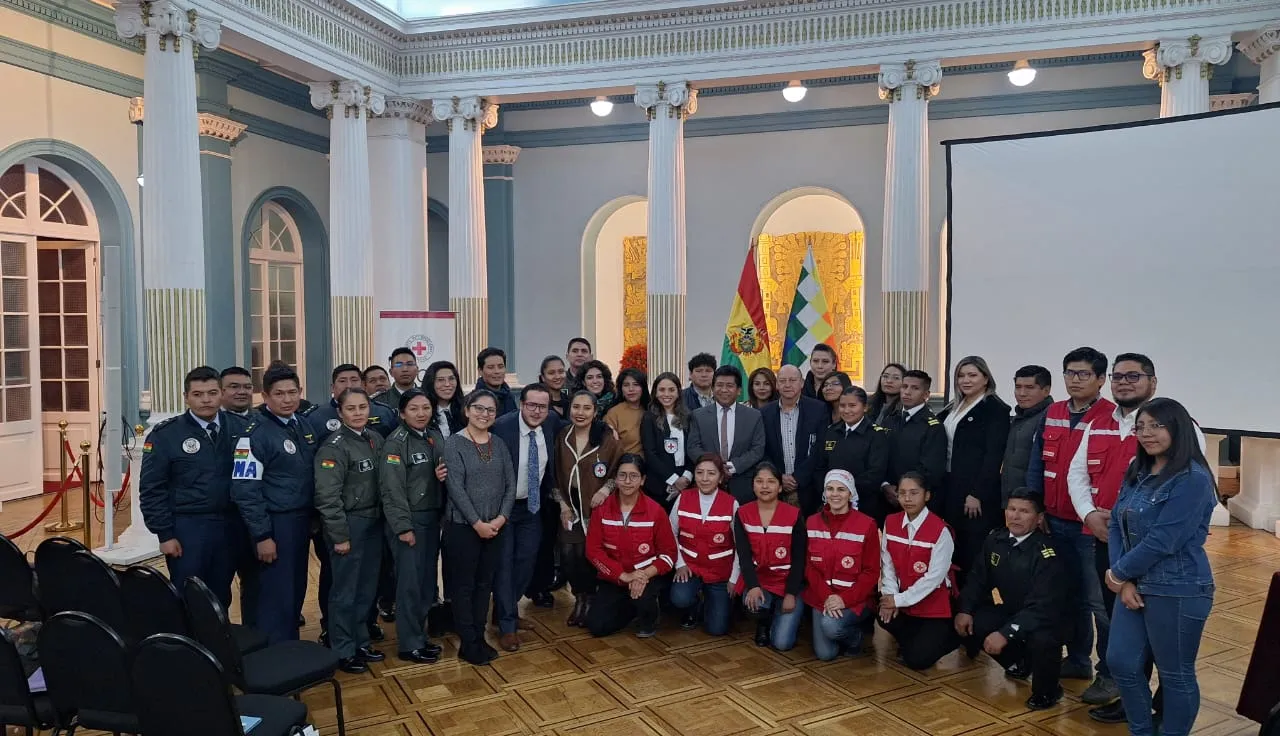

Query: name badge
left=356, top=459, right=374, bottom=472
left=592, top=461, right=607, bottom=478
left=410, top=452, right=428, bottom=465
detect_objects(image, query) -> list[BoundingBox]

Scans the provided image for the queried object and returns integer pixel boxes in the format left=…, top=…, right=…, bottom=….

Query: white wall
left=760, top=194, right=864, bottom=236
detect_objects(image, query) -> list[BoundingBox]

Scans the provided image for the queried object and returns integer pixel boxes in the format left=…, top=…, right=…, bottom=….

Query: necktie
left=208, top=422, right=219, bottom=445
left=719, top=407, right=730, bottom=460
left=526, top=430, right=541, bottom=514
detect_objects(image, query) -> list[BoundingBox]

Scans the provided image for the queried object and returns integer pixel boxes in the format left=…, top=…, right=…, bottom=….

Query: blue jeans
left=1047, top=515, right=1109, bottom=677
left=754, top=590, right=804, bottom=651
left=494, top=501, right=542, bottom=634
left=1108, top=594, right=1212, bottom=736
left=669, top=577, right=731, bottom=635
left=811, top=606, right=873, bottom=661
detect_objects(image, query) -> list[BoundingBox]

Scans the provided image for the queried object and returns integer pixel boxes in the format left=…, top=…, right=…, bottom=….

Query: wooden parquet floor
left=2, top=491, right=1275, bottom=736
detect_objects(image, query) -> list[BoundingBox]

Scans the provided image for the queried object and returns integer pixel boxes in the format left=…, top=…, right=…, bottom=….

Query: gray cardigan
left=442, top=432, right=516, bottom=526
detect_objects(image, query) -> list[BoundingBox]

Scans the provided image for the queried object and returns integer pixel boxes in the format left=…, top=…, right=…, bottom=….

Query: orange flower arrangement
left=620, top=344, right=648, bottom=374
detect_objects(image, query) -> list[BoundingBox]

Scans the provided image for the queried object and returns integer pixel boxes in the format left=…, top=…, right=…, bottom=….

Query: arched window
left=247, top=202, right=305, bottom=390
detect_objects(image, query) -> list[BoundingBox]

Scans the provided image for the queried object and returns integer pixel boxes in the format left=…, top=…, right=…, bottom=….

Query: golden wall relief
left=622, top=235, right=648, bottom=352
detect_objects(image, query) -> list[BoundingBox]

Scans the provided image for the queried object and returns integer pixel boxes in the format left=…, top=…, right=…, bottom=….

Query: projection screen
left=945, top=103, right=1280, bottom=435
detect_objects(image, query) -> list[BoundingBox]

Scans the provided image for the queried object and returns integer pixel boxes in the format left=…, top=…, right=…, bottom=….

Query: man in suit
left=491, top=383, right=562, bottom=651
left=687, top=366, right=766, bottom=503
left=880, top=369, right=947, bottom=512
left=682, top=353, right=717, bottom=411
left=761, top=365, right=829, bottom=511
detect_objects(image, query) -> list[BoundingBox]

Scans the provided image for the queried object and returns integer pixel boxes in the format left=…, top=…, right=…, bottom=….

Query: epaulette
left=389, top=426, right=408, bottom=441
left=1039, top=545, right=1056, bottom=559
left=327, top=432, right=345, bottom=446
left=243, top=422, right=259, bottom=434
left=300, top=404, right=318, bottom=416
left=150, top=415, right=180, bottom=433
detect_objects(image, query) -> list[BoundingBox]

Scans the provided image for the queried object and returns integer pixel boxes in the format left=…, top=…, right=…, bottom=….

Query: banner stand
left=377, top=311, right=457, bottom=381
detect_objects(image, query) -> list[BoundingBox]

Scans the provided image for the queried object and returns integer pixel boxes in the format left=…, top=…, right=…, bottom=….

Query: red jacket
left=586, top=492, right=677, bottom=585
left=883, top=510, right=955, bottom=619
left=733, top=500, right=801, bottom=596
left=803, top=508, right=879, bottom=614
left=674, top=489, right=737, bottom=583
left=1082, top=411, right=1138, bottom=516
left=1041, top=398, right=1116, bottom=522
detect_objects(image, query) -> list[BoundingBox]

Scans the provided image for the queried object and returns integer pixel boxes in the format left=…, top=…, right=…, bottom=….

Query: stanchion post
left=80, top=440, right=92, bottom=549
left=46, top=418, right=83, bottom=533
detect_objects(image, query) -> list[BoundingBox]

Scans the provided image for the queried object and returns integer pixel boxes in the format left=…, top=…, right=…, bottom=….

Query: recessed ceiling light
left=590, top=96, right=614, bottom=117
left=782, top=80, right=807, bottom=103
left=1008, top=60, right=1036, bottom=87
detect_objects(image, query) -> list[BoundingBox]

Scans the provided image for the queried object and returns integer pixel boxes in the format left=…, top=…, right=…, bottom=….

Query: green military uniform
left=379, top=424, right=446, bottom=654
left=314, top=425, right=384, bottom=659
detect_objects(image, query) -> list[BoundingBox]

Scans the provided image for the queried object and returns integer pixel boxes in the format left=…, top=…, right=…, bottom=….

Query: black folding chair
left=120, top=564, right=189, bottom=641
left=0, top=535, right=41, bottom=623
left=31, top=537, right=88, bottom=616
left=0, top=629, right=55, bottom=736
left=37, top=610, right=138, bottom=735
left=182, top=577, right=346, bottom=736
left=132, top=633, right=309, bottom=736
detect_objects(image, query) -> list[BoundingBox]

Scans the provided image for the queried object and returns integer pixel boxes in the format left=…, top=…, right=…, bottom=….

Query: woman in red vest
left=804, top=469, right=880, bottom=660
left=732, top=463, right=806, bottom=650
left=878, top=471, right=960, bottom=670
left=669, top=453, right=739, bottom=634
left=584, top=454, right=678, bottom=638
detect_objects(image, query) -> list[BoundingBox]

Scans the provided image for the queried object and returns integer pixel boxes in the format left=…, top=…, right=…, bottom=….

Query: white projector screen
left=945, top=104, right=1280, bottom=435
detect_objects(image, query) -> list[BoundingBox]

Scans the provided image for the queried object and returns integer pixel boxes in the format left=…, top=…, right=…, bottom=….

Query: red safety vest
left=883, top=510, right=954, bottom=619
left=802, top=508, right=878, bottom=612
left=1084, top=411, right=1138, bottom=518
left=1041, top=398, right=1116, bottom=522
left=733, top=501, right=800, bottom=596
left=675, top=489, right=737, bottom=583
left=586, top=493, right=678, bottom=584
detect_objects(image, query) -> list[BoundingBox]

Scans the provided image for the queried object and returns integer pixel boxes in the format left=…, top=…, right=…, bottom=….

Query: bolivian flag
left=721, top=242, right=772, bottom=400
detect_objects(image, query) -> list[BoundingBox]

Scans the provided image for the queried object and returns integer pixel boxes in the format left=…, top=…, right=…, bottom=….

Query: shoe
left=297, top=614, right=307, bottom=627
left=318, top=630, right=329, bottom=647
left=1060, top=658, right=1093, bottom=680
left=481, top=642, right=499, bottom=659
left=680, top=610, right=698, bottom=631
left=338, top=656, right=368, bottom=674
left=754, top=619, right=772, bottom=648
left=398, top=648, right=440, bottom=664
left=421, top=639, right=444, bottom=657
left=567, top=596, right=585, bottom=627
left=1087, top=700, right=1128, bottom=724
left=459, top=645, right=492, bottom=666
left=636, top=627, right=657, bottom=639
left=531, top=592, right=555, bottom=608
left=378, top=601, right=396, bottom=623
left=1004, top=661, right=1031, bottom=681
left=367, top=623, right=386, bottom=642
left=1026, top=688, right=1064, bottom=711
left=1082, top=675, right=1120, bottom=705
left=499, top=632, right=520, bottom=652
left=357, top=646, right=385, bottom=662
left=549, top=572, right=568, bottom=592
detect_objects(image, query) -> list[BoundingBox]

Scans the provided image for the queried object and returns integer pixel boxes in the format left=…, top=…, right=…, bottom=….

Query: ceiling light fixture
left=782, top=80, right=807, bottom=103
left=590, top=96, right=614, bottom=117
left=1008, top=60, right=1036, bottom=87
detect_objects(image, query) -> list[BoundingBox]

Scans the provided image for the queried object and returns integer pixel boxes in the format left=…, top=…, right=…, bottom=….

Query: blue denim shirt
left=1108, top=462, right=1216, bottom=597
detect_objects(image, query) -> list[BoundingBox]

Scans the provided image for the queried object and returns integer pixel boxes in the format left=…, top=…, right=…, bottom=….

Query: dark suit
left=883, top=404, right=948, bottom=511
left=640, top=412, right=689, bottom=510
left=813, top=418, right=891, bottom=522
left=686, top=402, right=766, bottom=503
left=760, top=397, right=828, bottom=511
left=938, top=394, right=1011, bottom=579
left=491, top=412, right=561, bottom=634
left=683, top=386, right=712, bottom=412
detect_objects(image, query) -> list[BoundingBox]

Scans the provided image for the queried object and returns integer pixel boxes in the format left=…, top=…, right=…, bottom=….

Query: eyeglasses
left=1063, top=369, right=1098, bottom=381
left=392, top=361, right=416, bottom=369
left=616, top=471, right=642, bottom=481
left=469, top=405, right=497, bottom=415
left=1111, top=372, right=1153, bottom=384
left=1134, top=421, right=1167, bottom=435
left=523, top=402, right=549, bottom=412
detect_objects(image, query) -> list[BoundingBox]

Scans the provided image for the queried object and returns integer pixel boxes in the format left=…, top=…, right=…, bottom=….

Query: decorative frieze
left=482, top=144, right=521, bottom=165
left=198, top=112, right=248, bottom=141
left=378, top=97, right=431, bottom=124
left=877, top=60, right=942, bottom=102
left=1209, top=93, right=1256, bottom=110
left=114, top=0, right=221, bottom=53
left=1237, top=24, right=1280, bottom=65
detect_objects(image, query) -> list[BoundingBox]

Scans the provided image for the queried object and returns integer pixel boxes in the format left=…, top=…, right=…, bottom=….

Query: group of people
left=139, top=339, right=1222, bottom=736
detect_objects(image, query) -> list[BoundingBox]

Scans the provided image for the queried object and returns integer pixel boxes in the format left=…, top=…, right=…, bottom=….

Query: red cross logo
left=410, top=341, right=428, bottom=357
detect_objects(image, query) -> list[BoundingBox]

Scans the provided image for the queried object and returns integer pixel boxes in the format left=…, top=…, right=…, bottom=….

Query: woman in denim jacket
left=1104, top=398, right=1217, bottom=736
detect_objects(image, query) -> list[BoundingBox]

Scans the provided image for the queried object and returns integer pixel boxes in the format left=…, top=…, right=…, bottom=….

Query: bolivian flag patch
left=233, top=448, right=250, bottom=460
left=386, top=454, right=402, bottom=465
left=142, top=442, right=153, bottom=453
left=320, top=459, right=337, bottom=469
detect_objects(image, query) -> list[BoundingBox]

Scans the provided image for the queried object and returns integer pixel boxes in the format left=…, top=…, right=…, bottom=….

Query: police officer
left=231, top=363, right=318, bottom=644
left=314, top=386, right=386, bottom=673
left=140, top=366, right=248, bottom=607
left=880, top=370, right=947, bottom=513
left=385, top=347, right=421, bottom=410
left=955, top=487, right=1067, bottom=710
left=379, top=389, right=448, bottom=664
left=812, top=385, right=890, bottom=522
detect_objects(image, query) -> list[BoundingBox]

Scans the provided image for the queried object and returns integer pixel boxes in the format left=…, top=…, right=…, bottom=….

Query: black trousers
left=445, top=521, right=503, bottom=652
left=560, top=541, right=598, bottom=596
left=525, top=501, right=560, bottom=595
left=587, top=579, right=660, bottom=637
left=1096, top=540, right=1160, bottom=712
left=879, top=613, right=958, bottom=670
left=962, top=607, right=1062, bottom=698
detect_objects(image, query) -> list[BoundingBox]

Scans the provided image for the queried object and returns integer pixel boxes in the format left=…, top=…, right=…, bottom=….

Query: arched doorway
left=581, top=196, right=646, bottom=369
left=0, top=159, right=101, bottom=497
left=751, top=187, right=866, bottom=384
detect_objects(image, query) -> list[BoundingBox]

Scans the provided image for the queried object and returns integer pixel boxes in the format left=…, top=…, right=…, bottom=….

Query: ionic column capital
left=430, top=96, right=498, bottom=132
left=878, top=60, right=942, bottom=102
left=198, top=112, right=248, bottom=142
left=1142, top=35, right=1232, bottom=84
left=114, top=0, right=221, bottom=52
left=1237, top=24, right=1280, bottom=65
left=482, top=145, right=521, bottom=165
left=377, top=98, right=432, bottom=125
left=634, top=81, right=697, bottom=120
left=309, top=80, right=387, bottom=120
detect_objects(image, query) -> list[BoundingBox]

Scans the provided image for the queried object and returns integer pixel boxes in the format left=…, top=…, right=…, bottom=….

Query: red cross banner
left=377, top=311, right=457, bottom=378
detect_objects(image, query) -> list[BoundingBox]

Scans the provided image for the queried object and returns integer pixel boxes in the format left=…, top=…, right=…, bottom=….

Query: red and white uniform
left=1040, top=398, right=1116, bottom=522
left=732, top=500, right=801, bottom=596
left=586, top=492, right=678, bottom=584
left=880, top=508, right=955, bottom=619
left=670, top=488, right=738, bottom=584
left=802, top=508, right=879, bottom=614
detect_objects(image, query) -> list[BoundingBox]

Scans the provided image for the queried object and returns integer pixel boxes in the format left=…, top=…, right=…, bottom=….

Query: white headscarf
left=823, top=469, right=857, bottom=510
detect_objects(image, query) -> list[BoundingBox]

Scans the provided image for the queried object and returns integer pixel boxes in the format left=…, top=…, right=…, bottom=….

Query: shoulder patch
left=1040, top=546, right=1056, bottom=559
left=320, top=458, right=337, bottom=469
left=142, top=441, right=154, bottom=453
left=385, top=454, right=402, bottom=465
left=231, top=437, right=263, bottom=480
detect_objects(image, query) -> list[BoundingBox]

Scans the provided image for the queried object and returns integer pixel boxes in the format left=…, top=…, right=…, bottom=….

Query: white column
left=114, top=0, right=219, bottom=417
left=309, top=80, right=385, bottom=368
left=878, top=60, right=941, bottom=369
left=368, top=99, right=431, bottom=316
left=1142, top=35, right=1233, bottom=117
left=431, top=96, right=497, bottom=386
left=1238, top=25, right=1280, bottom=104
left=634, top=81, right=696, bottom=379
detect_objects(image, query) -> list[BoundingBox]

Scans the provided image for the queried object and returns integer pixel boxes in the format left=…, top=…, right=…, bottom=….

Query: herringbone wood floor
left=3, top=490, right=1274, bottom=736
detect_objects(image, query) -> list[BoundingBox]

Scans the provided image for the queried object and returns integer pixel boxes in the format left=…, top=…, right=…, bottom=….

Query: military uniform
left=883, top=405, right=948, bottom=511
left=958, top=528, right=1068, bottom=700
left=231, top=407, right=318, bottom=644
left=140, top=410, right=249, bottom=607
left=379, top=425, right=446, bottom=654
left=314, top=425, right=385, bottom=659
left=813, top=419, right=891, bottom=521
left=305, top=397, right=398, bottom=443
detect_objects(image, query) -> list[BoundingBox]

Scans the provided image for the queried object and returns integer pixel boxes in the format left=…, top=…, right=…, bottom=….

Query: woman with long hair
left=575, top=360, right=615, bottom=421
left=553, top=390, right=622, bottom=626
left=820, top=372, right=854, bottom=425
left=732, top=463, right=807, bottom=651
left=747, top=367, right=779, bottom=409
left=669, top=454, right=738, bottom=634
left=1104, top=398, right=1218, bottom=736
left=605, top=367, right=650, bottom=454
left=424, top=360, right=465, bottom=438
left=441, top=389, right=516, bottom=666
left=640, top=372, right=691, bottom=510
left=539, top=355, right=571, bottom=418
left=868, top=363, right=906, bottom=425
